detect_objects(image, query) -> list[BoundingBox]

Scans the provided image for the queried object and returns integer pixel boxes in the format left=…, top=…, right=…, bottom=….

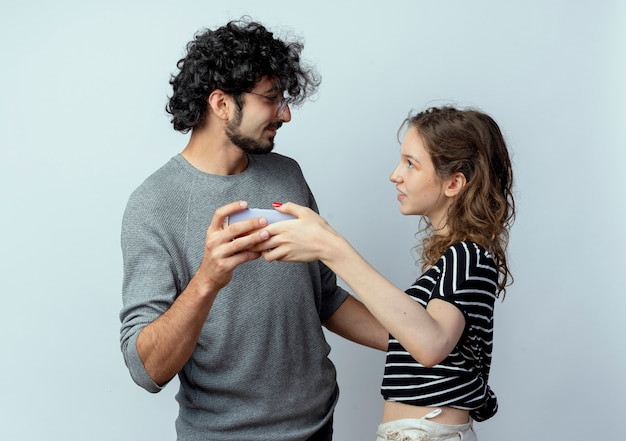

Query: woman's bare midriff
left=382, top=401, right=470, bottom=425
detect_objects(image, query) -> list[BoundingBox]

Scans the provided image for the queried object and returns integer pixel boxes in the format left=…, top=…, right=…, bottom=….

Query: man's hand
left=193, top=201, right=271, bottom=294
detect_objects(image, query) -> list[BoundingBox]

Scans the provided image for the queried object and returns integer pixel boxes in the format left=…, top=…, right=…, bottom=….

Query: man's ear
left=207, top=90, right=230, bottom=120
left=444, top=172, right=467, bottom=197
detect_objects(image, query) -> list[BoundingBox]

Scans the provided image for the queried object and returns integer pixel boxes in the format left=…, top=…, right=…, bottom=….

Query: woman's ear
left=444, top=172, right=467, bottom=197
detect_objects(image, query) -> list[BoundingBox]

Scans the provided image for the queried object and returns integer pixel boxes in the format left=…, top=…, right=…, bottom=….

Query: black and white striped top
left=381, top=241, right=499, bottom=421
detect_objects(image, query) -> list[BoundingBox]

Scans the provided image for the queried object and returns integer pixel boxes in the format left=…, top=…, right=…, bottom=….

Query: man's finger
left=209, top=201, right=249, bottom=232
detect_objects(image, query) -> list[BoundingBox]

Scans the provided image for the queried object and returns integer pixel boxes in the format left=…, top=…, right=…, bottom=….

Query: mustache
left=266, top=122, right=283, bottom=131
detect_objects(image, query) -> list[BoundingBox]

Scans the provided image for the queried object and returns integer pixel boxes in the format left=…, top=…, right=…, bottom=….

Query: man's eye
left=407, top=161, right=414, bottom=168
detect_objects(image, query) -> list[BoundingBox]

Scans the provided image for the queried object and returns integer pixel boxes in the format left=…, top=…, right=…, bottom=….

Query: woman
left=261, top=106, right=515, bottom=440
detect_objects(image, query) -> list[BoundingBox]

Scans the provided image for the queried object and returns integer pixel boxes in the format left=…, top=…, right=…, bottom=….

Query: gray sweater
left=120, top=153, right=348, bottom=441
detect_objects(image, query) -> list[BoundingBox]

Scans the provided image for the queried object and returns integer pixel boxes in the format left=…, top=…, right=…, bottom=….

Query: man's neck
left=181, top=127, right=249, bottom=175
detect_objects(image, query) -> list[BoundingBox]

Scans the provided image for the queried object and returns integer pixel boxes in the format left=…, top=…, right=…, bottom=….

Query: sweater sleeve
left=303, top=177, right=349, bottom=321
left=118, top=190, right=181, bottom=393
left=318, top=261, right=349, bottom=323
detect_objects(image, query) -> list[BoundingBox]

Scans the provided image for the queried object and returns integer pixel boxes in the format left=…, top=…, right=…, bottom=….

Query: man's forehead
left=253, top=76, right=283, bottom=94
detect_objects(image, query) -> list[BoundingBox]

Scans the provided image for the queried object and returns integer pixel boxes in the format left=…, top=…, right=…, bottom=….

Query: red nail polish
left=272, top=202, right=282, bottom=208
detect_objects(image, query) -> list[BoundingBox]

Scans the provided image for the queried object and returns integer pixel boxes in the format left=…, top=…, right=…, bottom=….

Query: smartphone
left=227, top=208, right=296, bottom=225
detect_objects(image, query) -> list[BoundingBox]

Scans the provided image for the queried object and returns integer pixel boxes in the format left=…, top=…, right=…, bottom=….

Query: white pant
left=376, top=408, right=477, bottom=441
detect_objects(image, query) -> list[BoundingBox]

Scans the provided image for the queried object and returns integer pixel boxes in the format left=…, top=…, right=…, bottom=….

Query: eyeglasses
left=246, top=91, right=289, bottom=117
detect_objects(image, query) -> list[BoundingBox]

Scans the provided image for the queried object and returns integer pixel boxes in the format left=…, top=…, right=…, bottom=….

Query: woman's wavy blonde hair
left=403, top=106, right=515, bottom=297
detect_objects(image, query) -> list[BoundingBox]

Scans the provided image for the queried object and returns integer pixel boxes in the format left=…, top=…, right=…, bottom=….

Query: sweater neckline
left=173, top=153, right=257, bottom=179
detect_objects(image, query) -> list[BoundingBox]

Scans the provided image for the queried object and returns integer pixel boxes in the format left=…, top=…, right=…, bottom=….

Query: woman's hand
left=259, top=202, right=341, bottom=263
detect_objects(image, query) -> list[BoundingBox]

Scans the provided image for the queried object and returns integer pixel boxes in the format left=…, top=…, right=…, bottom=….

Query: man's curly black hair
left=166, top=18, right=321, bottom=133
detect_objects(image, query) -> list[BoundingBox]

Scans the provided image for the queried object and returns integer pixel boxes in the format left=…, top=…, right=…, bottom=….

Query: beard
left=225, top=106, right=280, bottom=155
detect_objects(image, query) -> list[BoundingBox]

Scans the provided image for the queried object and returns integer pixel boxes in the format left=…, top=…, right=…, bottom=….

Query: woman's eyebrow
left=402, top=152, right=421, bottom=164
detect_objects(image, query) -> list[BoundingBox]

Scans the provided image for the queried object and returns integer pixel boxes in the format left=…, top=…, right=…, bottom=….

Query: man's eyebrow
left=266, top=86, right=284, bottom=95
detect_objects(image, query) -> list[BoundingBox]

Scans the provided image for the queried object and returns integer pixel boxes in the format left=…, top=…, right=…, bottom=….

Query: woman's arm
left=262, top=203, right=465, bottom=367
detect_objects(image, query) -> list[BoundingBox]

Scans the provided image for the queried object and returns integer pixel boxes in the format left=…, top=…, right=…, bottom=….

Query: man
left=119, top=19, right=387, bottom=441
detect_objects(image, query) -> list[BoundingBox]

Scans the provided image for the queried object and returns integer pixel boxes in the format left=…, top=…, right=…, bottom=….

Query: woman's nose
left=389, top=165, right=402, bottom=183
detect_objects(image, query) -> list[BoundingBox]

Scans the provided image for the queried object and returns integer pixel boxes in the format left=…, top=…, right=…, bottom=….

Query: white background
left=1, top=1, right=624, bottom=440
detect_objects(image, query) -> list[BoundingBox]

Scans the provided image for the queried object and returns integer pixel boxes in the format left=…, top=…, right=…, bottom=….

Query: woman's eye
left=407, top=160, right=414, bottom=169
